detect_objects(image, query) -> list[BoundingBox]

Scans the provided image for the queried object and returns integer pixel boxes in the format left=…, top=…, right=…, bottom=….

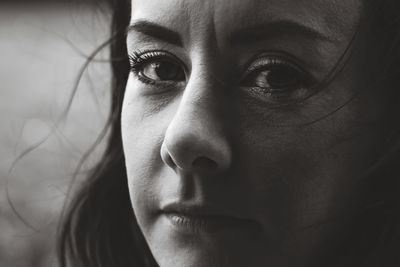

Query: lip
left=160, top=202, right=257, bottom=234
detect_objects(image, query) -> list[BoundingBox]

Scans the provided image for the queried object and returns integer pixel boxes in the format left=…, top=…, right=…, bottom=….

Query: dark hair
left=57, top=0, right=400, bottom=266
left=58, top=1, right=157, bottom=266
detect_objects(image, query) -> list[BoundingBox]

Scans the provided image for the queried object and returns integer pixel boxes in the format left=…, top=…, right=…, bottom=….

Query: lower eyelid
left=136, top=73, right=157, bottom=85
left=130, top=70, right=186, bottom=92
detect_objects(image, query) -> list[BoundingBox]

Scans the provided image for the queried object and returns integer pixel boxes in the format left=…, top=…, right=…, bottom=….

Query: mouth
left=160, top=202, right=258, bottom=234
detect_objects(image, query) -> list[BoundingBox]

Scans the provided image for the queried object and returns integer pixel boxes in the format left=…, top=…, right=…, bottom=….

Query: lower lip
left=165, top=213, right=255, bottom=234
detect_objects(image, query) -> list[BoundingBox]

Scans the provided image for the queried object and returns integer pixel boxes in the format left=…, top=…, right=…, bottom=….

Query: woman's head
left=60, top=0, right=400, bottom=266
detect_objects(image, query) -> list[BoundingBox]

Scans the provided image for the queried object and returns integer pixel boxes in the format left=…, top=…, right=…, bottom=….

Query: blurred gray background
left=0, top=2, right=112, bottom=266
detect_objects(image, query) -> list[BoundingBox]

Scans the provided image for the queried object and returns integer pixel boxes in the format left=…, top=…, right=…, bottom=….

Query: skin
left=122, top=0, right=387, bottom=266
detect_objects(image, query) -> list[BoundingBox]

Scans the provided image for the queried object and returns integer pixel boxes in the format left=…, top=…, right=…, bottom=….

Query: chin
left=147, top=233, right=279, bottom=267
left=153, top=247, right=249, bottom=267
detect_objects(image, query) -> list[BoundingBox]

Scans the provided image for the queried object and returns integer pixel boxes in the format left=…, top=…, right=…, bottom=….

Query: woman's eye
left=141, top=60, right=185, bottom=82
left=242, top=57, right=308, bottom=99
left=129, top=51, right=186, bottom=85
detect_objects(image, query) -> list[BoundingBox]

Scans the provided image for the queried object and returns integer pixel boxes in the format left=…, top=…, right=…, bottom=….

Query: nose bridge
left=161, top=68, right=231, bottom=174
left=179, top=70, right=221, bottom=125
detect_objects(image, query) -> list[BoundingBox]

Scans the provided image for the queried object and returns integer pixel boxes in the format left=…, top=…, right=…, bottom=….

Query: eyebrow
left=229, top=20, right=335, bottom=45
left=127, top=20, right=183, bottom=47
left=126, top=19, right=335, bottom=47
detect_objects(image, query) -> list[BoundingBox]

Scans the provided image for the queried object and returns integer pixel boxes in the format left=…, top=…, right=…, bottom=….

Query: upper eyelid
left=128, top=49, right=188, bottom=72
left=243, top=51, right=303, bottom=70
left=246, top=58, right=299, bottom=73
left=129, top=50, right=177, bottom=64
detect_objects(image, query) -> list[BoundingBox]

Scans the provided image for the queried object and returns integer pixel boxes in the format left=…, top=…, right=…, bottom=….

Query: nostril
left=192, top=156, right=218, bottom=171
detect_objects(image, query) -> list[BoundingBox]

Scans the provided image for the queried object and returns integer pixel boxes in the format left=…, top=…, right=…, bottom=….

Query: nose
left=160, top=75, right=232, bottom=175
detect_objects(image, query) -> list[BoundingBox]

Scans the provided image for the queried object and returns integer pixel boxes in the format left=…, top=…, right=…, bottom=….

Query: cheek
left=233, top=101, right=383, bottom=263
left=121, top=86, right=164, bottom=216
left=121, top=79, right=180, bottom=229
left=237, top=96, right=383, bottom=229
left=121, top=78, right=167, bottom=181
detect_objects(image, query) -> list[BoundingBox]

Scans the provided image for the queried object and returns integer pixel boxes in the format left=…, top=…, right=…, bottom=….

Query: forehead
left=130, top=0, right=362, bottom=46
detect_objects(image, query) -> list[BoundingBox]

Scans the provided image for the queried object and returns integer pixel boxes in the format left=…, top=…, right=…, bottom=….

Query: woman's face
left=122, top=0, right=385, bottom=266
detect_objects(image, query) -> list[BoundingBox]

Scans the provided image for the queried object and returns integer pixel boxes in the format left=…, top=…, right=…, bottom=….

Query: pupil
left=268, top=67, right=298, bottom=88
left=155, top=62, right=179, bottom=80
